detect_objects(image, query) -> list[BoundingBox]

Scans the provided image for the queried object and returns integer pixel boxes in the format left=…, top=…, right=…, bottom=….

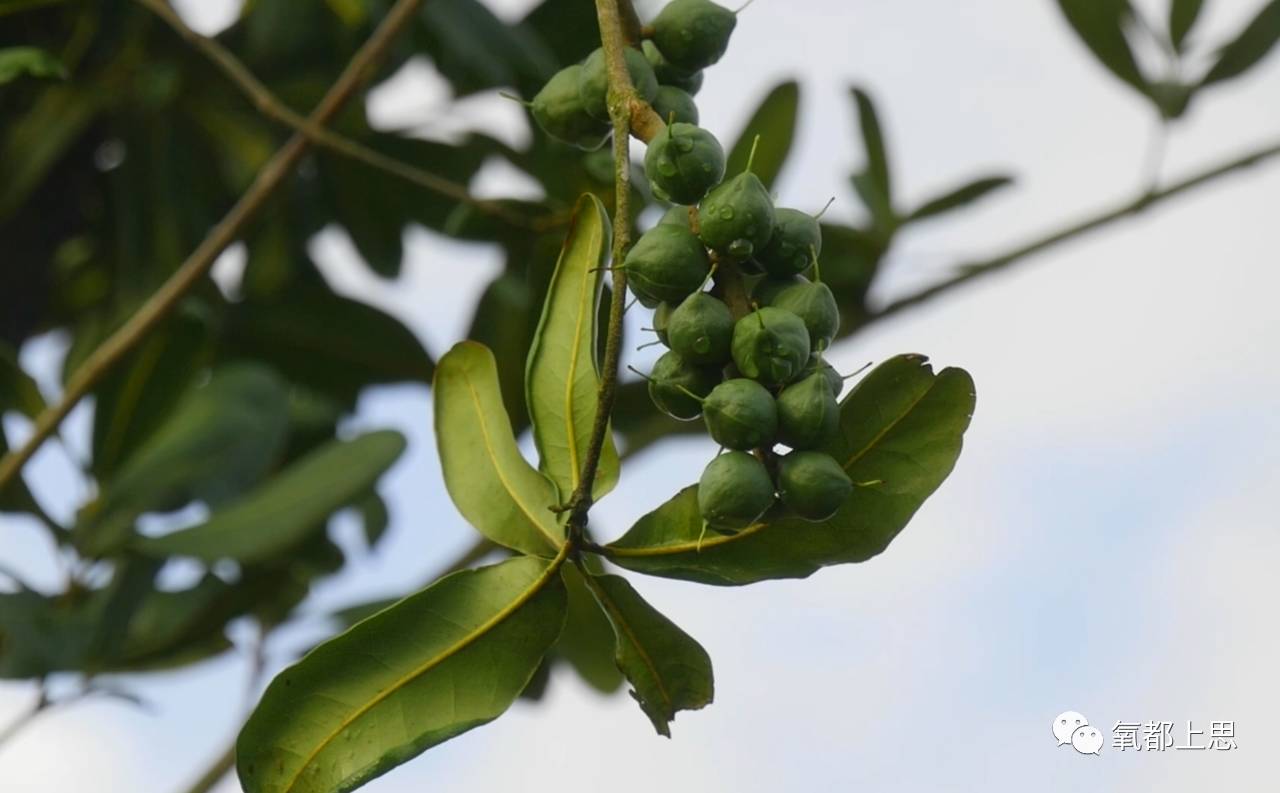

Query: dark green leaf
left=237, top=554, right=568, bottom=793
left=849, top=88, right=895, bottom=232
left=1170, top=0, right=1206, bottom=50
left=606, top=355, right=975, bottom=585
left=74, top=364, right=291, bottom=557
left=415, top=0, right=557, bottom=97
left=355, top=491, right=390, bottom=548
left=526, top=194, right=618, bottom=501
left=725, top=81, right=800, bottom=191
left=0, top=46, right=67, bottom=85
left=1202, top=0, right=1280, bottom=85
left=0, top=341, right=44, bottom=419
left=1055, top=0, right=1149, bottom=93
left=434, top=341, right=564, bottom=556
left=135, top=431, right=405, bottom=564
left=581, top=571, right=713, bottom=736
left=225, top=279, right=434, bottom=408
left=905, top=176, right=1014, bottom=223
left=468, top=270, right=537, bottom=433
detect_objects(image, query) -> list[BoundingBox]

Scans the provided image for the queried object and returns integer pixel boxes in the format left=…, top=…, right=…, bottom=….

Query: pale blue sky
left=2, top=0, right=1278, bottom=791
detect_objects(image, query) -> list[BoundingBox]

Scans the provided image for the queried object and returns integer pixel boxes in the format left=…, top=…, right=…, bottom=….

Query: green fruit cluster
left=527, top=0, right=732, bottom=149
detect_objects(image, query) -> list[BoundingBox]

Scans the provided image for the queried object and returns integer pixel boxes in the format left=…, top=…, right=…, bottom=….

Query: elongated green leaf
left=526, top=194, right=617, bottom=502
left=606, top=355, right=975, bottom=585
left=469, top=270, right=538, bottom=433
left=849, top=88, right=895, bottom=232
left=0, top=341, right=43, bottom=419
left=134, top=431, right=405, bottom=563
left=237, top=554, right=568, bottom=793
left=1202, top=0, right=1280, bottom=85
left=906, top=175, right=1014, bottom=223
left=554, top=562, right=625, bottom=693
left=0, top=46, right=66, bottom=84
left=74, top=364, right=291, bottom=557
left=726, top=81, right=800, bottom=190
left=435, top=341, right=563, bottom=555
left=1055, top=0, right=1148, bottom=93
left=1170, top=0, right=1206, bottom=51
left=582, top=571, right=713, bottom=735
left=225, top=279, right=434, bottom=407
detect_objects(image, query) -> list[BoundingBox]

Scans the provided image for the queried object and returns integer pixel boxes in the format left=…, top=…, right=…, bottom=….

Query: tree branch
left=873, top=136, right=1280, bottom=320
left=134, top=0, right=538, bottom=230
left=566, top=0, right=640, bottom=535
left=0, top=0, right=428, bottom=497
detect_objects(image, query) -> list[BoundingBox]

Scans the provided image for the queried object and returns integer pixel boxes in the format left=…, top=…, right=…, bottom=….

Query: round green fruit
left=776, top=373, right=840, bottom=449
left=624, top=223, right=711, bottom=305
left=668, top=292, right=733, bottom=365
left=651, top=85, right=700, bottom=125
left=644, top=122, right=725, bottom=205
left=658, top=205, right=693, bottom=228
left=652, top=301, right=674, bottom=345
left=757, top=208, right=821, bottom=276
left=730, top=306, right=810, bottom=387
left=648, top=350, right=721, bottom=420
left=698, top=172, right=776, bottom=260
left=803, top=355, right=844, bottom=397
left=770, top=278, right=840, bottom=350
left=651, top=0, right=737, bottom=72
left=752, top=274, right=804, bottom=306
left=777, top=450, right=852, bottom=522
left=698, top=450, right=775, bottom=531
left=702, top=378, right=778, bottom=450
left=530, top=65, right=610, bottom=150
left=642, top=40, right=705, bottom=95
left=579, top=47, right=658, bottom=122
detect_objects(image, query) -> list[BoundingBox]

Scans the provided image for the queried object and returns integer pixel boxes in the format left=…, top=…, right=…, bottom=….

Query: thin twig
left=872, top=136, right=1280, bottom=321
left=566, top=0, right=640, bottom=536
left=178, top=743, right=236, bottom=793
left=134, top=0, right=537, bottom=229
left=0, top=0, right=428, bottom=497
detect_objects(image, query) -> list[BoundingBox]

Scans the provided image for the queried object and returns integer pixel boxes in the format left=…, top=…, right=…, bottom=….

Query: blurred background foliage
left=1, top=0, right=1279, bottom=769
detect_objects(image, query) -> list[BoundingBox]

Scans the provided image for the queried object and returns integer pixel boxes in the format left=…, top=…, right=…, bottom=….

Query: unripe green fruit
left=770, top=279, right=840, bottom=350
left=730, top=307, right=810, bottom=387
left=668, top=292, right=733, bottom=365
left=652, top=301, right=674, bottom=345
left=803, top=355, right=844, bottom=397
left=648, top=350, right=721, bottom=420
left=651, top=85, right=700, bottom=125
left=624, top=223, right=711, bottom=305
left=530, top=65, right=610, bottom=150
left=652, top=0, right=737, bottom=72
left=698, top=450, right=775, bottom=531
left=642, top=40, right=705, bottom=95
left=757, top=208, right=821, bottom=276
left=658, top=205, right=693, bottom=228
left=698, top=172, right=776, bottom=260
left=752, top=274, right=804, bottom=306
left=644, top=122, right=726, bottom=204
left=579, top=47, right=658, bottom=122
left=777, top=450, right=852, bottom=522
left=776, top=373, right=840, bottom=450
left=702, top=378, right=777, bottom=450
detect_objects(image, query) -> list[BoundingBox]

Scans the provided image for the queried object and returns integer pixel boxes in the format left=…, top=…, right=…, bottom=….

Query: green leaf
left=580, top=571, right=713, bottom=736
left=1202, top=0, right=1280, bottom=85
left=526, top=194, right=618, bottom=502
left=849, top=88, right=895, bottom=232
left=73, top=364, right=290, bottom=557
left=225, top=278, right=433, bottom=407
left=237, top=554, right=568, bottom=793
left=0, top=341, right=44, bottom=419
left=553, top=562, right=625, bottom=693
left=905, top=176, right=1014, bottom=223
left=134, top=431, right=405, bottom=564
left=606, top=355, right=975, bottom=585
left=415, top=0, right=558, bottom=98
left=1170, top=0, right=1206, bottom=51
left=1055, top=0, right=1149, bottom=94
left=435, top=341, right=564, bottom=556
left=725, top=81, right=800, bottom=190
left=468, top=270, right=538, bottom=434
left=0, top=46, right=67, bottom=85
left=355, top=491, right=390, bottom=547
